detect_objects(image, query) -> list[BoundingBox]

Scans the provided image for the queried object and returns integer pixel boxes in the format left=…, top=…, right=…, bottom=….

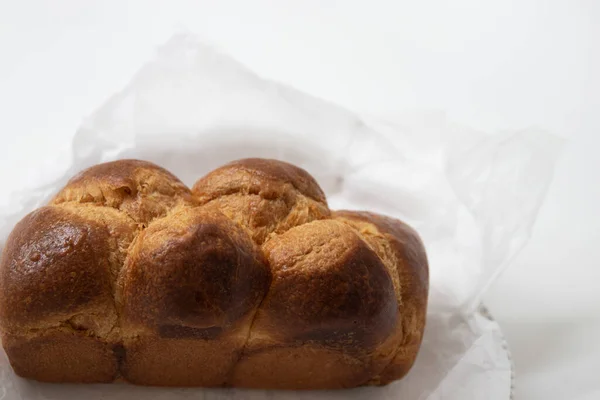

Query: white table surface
left=0, top=1, right=598, bottom=399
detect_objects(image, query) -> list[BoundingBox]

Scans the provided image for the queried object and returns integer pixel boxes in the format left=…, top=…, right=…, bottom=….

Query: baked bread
left=0, top=158, right=428, bottom=389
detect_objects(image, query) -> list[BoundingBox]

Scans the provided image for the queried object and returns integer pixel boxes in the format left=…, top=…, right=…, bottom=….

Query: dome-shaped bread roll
left=120, top=206, right=269, bottom=386
left=0, top=204, right=136, bottom=382
left=334, top=210, right=429, bottom=383
left=53, top=160, right=194, bottom=224
left=231, top=219, right=399, bottom=389
left=192, top=158, right=330, bottom=243
left=0, top=158, right=428, bottom=389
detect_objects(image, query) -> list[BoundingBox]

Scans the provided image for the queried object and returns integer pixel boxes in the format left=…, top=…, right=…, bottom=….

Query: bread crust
left=0, top=158, right=428, bottom=388
left=192, top=158, right=330, bottom=244
left=53, top=159, right=194, bottom=224
left=334, top=211, right=429, bottom=383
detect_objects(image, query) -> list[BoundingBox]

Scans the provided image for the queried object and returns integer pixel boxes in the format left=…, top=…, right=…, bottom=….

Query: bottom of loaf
left=3, top=332, right=119, bottom=383
left=2, top=330, right=407, bottom=389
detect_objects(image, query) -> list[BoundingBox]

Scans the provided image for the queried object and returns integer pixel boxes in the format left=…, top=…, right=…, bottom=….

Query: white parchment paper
left=0, top=34, right=562, bottom=399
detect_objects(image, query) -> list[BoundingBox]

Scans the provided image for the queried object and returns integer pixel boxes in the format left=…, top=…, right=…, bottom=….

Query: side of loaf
left=0, top=158, right=428, bottom=389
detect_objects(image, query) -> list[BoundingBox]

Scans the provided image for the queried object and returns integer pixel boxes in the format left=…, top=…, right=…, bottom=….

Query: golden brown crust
left=231, top=346, right=370, bottom=389
left=120, top=206, right=269, bottom=335
left=334, top=210, right=429, bottom=383
left=231, top=219, right=400, bottom=389
left=194, top=158, right=327, bottom=203
left=256, top=220, right=397, bottom=346
left=2, top=332, right=120, bottom=383
left=52, top=159, right=194, bottom=224
left=0, top=158, right=428, bottom=388
left=119, top=206, right=270, bottom=386
left=192, top=158, right=330, bottom=244
left=123, top=335, right=250, bottom=387
left=0, top=205, right=136, bottom=336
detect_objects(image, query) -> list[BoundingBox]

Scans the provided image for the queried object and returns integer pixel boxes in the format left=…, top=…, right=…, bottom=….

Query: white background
left=0, top=1, right=598, bottom=398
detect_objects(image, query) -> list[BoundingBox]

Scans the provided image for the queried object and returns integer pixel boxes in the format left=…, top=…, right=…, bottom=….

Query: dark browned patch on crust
left=112, top=342, right=126, bottom=376
left=259, top=220, right=397, bottom=351
left=121, top=208, right=270, bottom=336
left=333, top=210, right=429, bottom=383
left=0, top=206, right=113, bottom=328
left=159, top=325, right=223, bottom=340
left=334, top=210, right=429, bottom=304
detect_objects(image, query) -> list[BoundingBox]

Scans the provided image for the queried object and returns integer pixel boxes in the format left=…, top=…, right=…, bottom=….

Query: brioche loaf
left=0, top=158, right=428, bottom=389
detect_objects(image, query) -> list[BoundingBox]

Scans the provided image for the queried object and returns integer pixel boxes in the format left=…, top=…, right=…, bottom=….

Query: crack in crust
left=0, top=158, right=428, bottom=388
